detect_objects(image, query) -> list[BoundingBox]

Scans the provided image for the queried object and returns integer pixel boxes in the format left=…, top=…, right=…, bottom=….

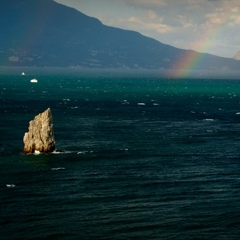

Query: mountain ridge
left=1, top=0, right=240, bottom=71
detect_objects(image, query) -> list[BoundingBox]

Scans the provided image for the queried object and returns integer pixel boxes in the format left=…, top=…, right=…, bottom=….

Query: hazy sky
left=55, top=0, right=240, bottom=58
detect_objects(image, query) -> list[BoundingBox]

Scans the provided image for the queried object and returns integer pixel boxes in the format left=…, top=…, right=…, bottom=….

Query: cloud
left=117, top=16, right=174, bottom=34
left=177, top=15, right=195, bottom=29
left=120, top=0, right=167, bottom=8
left=147, top=10, right=161, bottom=21
left=231, top=7, right=240, bottom=13
left=205, top=8, right=226, bottom=25
left=203, top=4, right=240, bottom=29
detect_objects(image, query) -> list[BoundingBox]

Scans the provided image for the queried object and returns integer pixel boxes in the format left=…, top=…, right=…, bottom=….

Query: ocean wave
left=203, top=118, right=214, bottom=122
left=77, top=150, right=93, bottom=155
left=6, top=184, right=16, bottom=188
left=51, top=167, right=66, bottom=171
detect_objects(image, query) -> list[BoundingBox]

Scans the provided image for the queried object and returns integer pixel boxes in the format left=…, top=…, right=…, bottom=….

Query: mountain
left=1, top=0, right=240, bottom=71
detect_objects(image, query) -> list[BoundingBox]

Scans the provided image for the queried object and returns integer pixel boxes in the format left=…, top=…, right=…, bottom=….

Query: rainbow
left=170, top=21, right=229, bottom=79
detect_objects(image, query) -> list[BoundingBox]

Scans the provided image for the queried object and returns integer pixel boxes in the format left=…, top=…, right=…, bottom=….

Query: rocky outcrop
left=23, top=108, right=56, bottom=154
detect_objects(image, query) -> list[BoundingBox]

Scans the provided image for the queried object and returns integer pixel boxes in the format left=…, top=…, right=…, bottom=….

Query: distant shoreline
left=1, top=66, right=240, bottom=79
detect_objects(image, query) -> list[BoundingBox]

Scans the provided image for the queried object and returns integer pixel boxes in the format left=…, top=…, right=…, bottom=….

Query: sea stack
left=23, top=108, right=56, bottom=154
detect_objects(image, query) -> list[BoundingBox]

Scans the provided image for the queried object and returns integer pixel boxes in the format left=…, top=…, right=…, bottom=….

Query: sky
left=55, top=0, right=240, bottom=58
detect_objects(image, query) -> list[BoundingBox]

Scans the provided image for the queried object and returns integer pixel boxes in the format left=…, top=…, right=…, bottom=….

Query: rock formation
left=23, top=108, right=56, bottom=154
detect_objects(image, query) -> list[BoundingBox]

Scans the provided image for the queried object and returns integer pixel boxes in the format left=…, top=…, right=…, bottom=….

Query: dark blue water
left=1, top=74, right=240, bottom=239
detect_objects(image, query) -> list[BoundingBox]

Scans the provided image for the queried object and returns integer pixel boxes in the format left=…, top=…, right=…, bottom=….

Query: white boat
left=21, top=72, right=26, bottom=76
left=30, top=78, right=38, bottom=83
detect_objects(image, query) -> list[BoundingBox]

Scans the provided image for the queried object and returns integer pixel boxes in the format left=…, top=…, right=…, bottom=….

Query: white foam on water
left=203, top=119, right=214, bottom=122
left=52, top=150, right=73, bottom=154
left=77, top=150, right=91, bottom=155
left=34, top=150, right=41, bottom=155
left=77, top=151, right=85, bottom=155
left=6, top=184, right=16, bottom=188
left=51, top=167, right=66, bottom=171
left=122, top=100, right=130, bottom=105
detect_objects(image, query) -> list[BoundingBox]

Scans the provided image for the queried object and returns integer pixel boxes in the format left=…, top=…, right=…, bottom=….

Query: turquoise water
left=1, top=75, right=240, bottom=239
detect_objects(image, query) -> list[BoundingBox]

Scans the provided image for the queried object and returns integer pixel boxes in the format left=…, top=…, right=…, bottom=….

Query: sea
left=1, top=72, right=240, bottom=239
